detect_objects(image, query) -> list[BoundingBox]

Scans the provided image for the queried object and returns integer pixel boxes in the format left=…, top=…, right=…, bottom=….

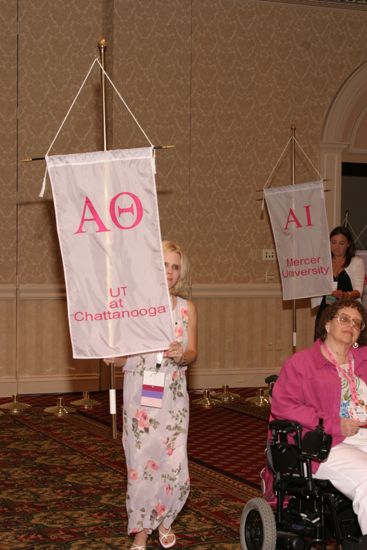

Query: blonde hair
left=162, top=240, right=190, bottom=297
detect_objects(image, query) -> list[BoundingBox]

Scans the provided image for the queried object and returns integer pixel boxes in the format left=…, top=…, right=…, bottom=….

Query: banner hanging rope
left=39, top=57, right=154, bottom=197
left=260, top=135, right=325, bottom=217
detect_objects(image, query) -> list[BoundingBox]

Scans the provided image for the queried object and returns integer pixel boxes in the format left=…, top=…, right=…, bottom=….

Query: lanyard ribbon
left=322, top=343, right=358, bottom=405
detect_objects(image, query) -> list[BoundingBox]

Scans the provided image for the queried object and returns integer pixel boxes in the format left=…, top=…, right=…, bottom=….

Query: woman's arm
left=164, top=300, right=198, bottom=366
left=180, top=300, right=198, bottom=366
left=345, top=256, right=365, bottom=299
left=271, top=353, right=342, bottom=438
left=272, top=355, right=364, bottom=438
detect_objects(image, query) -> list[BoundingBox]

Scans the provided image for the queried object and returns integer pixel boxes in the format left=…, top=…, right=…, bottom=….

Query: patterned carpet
left=0, top=389, right=269, bottom=488
left=0, top=392, right=263, bottom=549
left=188, top=399, right=268, bottom=487
left=76, top=388, right=269, bottom=487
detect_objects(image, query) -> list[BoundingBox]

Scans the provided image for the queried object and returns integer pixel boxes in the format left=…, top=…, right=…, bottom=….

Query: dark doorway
left=341, top=162, right=367, bottom=250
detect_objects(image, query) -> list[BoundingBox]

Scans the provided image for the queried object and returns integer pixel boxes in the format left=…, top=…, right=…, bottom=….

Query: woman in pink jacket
left=271, top=298, right=367, bottom=533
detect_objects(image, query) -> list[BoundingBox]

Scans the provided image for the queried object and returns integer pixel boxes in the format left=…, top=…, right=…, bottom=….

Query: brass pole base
left=44, top=397, right=76, bottom=417
left=245, top=388, right=270, bottom=408
left=192, top=389, right=221, bottom=408
left=211, top=384, right=240, bottom=403
left=0, top=394, right=31, bottom=415
left=70, top=391, right=101, bottom=409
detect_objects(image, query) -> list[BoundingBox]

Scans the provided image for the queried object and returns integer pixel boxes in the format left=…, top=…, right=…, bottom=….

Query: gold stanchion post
left=192, top=389, right=221, bottom=408
left=245, top=388, right=270, bottom=408
left=0, top=394, right=31, bottom=415
left=98, top=37, right=118, bottom=440
left=1, top=35, right=32, bottom=414
left=70, top=391, right=100, bottom=409
left=44, top=397, right=76, bottom=417
left=109, top=363, right=118, bottom=440
left=211, top=384, right=240, bottom=403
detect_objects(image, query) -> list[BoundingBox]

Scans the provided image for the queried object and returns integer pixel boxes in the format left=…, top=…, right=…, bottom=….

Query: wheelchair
left=240, top=417, right=367, bottom=549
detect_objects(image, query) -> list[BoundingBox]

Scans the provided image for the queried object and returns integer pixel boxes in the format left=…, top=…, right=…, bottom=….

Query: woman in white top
left=314, top=226, right=365, bottom=337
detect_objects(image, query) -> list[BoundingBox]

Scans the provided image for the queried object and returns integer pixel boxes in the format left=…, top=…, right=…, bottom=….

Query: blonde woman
left=107, top=241, right=198, bottom=550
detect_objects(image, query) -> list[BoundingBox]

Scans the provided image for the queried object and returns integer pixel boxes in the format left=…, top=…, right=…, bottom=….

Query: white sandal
left=130, top=536, right=147, bottom=549
left=158, top=526, right=176, bottom=548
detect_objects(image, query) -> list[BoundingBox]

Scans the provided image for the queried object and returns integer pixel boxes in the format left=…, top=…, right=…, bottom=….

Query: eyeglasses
left=334, top=313, right=365, bottom=332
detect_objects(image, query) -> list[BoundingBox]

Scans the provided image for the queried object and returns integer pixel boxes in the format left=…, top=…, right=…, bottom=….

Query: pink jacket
left=271, top=340, right=367, bottom=472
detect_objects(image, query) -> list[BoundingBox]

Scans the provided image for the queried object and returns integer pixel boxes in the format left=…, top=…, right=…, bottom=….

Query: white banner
left=46, top=147, right=174, bottom=359
left=264, top=180, right=333, bottom=301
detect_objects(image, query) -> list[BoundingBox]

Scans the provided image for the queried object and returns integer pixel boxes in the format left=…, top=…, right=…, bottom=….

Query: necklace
left=322, top=343, right=358, bottom=405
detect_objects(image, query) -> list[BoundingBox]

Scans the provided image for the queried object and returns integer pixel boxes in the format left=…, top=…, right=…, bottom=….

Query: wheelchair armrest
left=269, top=419, right=302, bottom=435
left=301, top=428, right=332, bottom=461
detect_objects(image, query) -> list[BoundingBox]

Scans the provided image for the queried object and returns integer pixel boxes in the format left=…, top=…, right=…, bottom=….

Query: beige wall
left=1, top=0, right=367, bottom=395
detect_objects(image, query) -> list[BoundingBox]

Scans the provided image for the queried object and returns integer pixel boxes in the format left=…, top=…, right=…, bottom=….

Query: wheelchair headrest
left=265, top=374, right=278, bottom=385
left=265, top=375, right=278, bottom=397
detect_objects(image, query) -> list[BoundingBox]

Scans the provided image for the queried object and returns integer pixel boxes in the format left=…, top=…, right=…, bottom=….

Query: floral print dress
left=122, top=296, right=190, bottom=534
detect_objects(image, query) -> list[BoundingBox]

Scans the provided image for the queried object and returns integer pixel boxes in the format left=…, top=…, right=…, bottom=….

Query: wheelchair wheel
left=240, top=497, right=277, bottom=550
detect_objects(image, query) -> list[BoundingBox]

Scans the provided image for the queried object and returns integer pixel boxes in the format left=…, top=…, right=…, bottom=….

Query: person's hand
left=331, top=289, right=344, bottom=299
left=340, top=417, right=365, bottom=437
left=102, top=356, right=127, bottom=368
left=164, top=341, right=184, bottom=364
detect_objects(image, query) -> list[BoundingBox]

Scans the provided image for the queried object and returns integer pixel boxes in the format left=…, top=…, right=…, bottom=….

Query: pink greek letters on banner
left=75, top=192, right=143, bottom=234
left=264, top=181, right=333, bottom=301
left=46, top=148, right=174, bottom=359
left=283, top=205, right=313, bottom=230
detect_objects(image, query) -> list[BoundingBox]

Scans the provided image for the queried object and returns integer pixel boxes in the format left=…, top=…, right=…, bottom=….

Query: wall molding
left=0, top=284, right=66, bottom=301
left=260, top=0, right=367, bottom=11
left=320, top=61, right=367, bottom=227
left=19, top=284, right=67, bottom=300
left=1, top=373, right=123, bottom=397
left=323, top=62, right=367, bottom=143
left=0, top=285, right=17, bottom=300
left=0, top=282, right=282, bottom=301
left=188, top=368, right=275, bottom=389
left=192, top=283, right=281, bottom=299
left=0, top=282, right=305, bottom=395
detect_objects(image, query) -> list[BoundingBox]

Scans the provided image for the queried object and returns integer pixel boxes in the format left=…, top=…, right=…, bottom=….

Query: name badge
left=141, top=371, right=165, bottom=408
left=353, top=406, right=367, bottom=423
